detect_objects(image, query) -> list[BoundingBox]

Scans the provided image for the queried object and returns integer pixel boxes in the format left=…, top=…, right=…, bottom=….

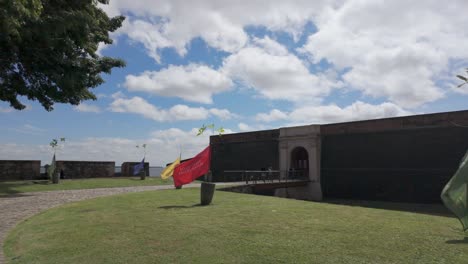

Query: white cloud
left=166, top=104, right=210, bottom=120
left=222, top=37, right=341, bottom=103
left=253, top=36, right=289, bottom=56
left=109, top=96, right=236, bottom=122
left=300, top=0, right=468, bottom=108
left=0, top=107, right=13, bottom=113
left=125, top=64, right=233, bottom=104
left=237, top=122, right=271, bottom=132
left=256, top=109, right=289, bottom=122
left=124, top=38, right=340, bottom=105
left=9, top=124, right=46, bottom=135
left=209, top=108, right=238, bottom=120
left=100, top=1, right=468, bottom=108
left=120, top=19, right=173, bottom=62
left=238, top=122, right=251, bottom=132
left=102, top=0, right=338, bottom=61
left=111, top=91, right=125, bottom=99
left=74, top=103, right=101, bottom=113
left=0, top=127, right=233, bottom=166
left=256, top=101, right=412, bottom=125
left=341, top=44, right=445, bottom=108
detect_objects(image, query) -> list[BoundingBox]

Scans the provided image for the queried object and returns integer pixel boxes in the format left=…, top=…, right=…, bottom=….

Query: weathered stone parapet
left=321, top=109, right=468, bottom=135
left=210, top=129, right=279, bottom=144
left=56, top=161, right=115, bottom=179
left=0, top=160, right=41, bottom=181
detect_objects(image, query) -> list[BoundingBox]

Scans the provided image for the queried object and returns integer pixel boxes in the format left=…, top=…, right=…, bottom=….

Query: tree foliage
left=0, top=0, right=125, bottom=111
left=49, top=137, right=65, bottom=153
left=197, top=123, right=225, bottom=136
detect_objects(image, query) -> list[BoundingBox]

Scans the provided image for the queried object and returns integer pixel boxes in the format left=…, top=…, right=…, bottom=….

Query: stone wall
left=56, top=161, right=115, bottom=179
left=121, top=162, right=150, bottom=176
left=0, top=160, right=41, bottom=181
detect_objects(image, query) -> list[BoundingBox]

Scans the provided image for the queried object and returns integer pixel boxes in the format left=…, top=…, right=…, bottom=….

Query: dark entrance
left=290, top=147, right=309, bottom=179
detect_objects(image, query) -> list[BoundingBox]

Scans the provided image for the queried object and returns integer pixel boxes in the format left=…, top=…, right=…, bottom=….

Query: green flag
left=47, top=154, right=56, bottom=180
left=441, top=151, right=468, bottom=231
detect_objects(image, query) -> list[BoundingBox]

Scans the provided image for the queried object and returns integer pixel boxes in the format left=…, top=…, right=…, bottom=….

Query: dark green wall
left=321, top=127, right=468, bottom=203
left=210, top=110, right=468, bottom=203
left=210, top=130, right=279, bottom=182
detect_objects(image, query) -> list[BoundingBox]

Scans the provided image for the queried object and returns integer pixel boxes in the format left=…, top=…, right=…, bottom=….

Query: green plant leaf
left=457, top=75, right=468, bottom=82
left=197, top=125, right=207, bottom=136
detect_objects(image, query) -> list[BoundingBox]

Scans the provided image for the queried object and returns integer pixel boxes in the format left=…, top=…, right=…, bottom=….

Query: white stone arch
left=279, top=125, right=322, bottom=201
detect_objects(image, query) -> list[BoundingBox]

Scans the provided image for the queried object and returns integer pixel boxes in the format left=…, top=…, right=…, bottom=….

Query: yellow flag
left=160, top=157, right=181, bottom=179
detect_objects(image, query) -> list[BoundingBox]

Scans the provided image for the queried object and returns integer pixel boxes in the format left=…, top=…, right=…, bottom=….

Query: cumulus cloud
left=74, top=103, right=101, bottom=113
left=120, top=19, right=173, bottom=62
left=253, top=36, right=289, bottom=56
left=124, top=37, right=339, bottom=105
left=109, top=96, right=236, bottom=122
left=299, top=0, right=468, bottom=107
left=237, top=122, right=252, bottom=132
left=222, top=37, right=341, bottom=103
left=125, top=64, right=233, bottom=104
left=103, top=1, right=468, bottom=108
left=102, top=0, right=337, bottom=61
left=255, top=109, right=289, bottom=122
left=237, top=122, right=272, bottom=132
left=209, top=108, right=239, bottom=120
left=256, top=101, right=412, bottom=125
left=0, top=127, right=234, bottom=166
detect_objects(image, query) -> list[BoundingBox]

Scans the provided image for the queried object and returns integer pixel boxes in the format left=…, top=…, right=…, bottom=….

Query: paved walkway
left=0, top=183, right=239, bottom=264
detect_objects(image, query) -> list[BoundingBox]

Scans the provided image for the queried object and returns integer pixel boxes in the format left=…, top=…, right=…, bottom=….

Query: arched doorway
left=290, top=147, right=309, bottom=179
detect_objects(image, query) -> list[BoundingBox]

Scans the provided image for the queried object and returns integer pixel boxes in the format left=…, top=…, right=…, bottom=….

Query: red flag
left=173, top=146, right=211, bottom=187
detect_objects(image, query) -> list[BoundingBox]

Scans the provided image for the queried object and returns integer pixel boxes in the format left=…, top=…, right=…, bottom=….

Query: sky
left=1, top=0, right=468, bottom=166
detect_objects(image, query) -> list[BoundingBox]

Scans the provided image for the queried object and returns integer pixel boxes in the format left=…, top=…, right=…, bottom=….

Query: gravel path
left=0, top=183, right=238, bottom=264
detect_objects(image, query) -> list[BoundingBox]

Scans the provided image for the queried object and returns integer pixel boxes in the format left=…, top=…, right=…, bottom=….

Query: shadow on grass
left=158, top=204, right=202, bottom=209
left=446, top=237, right=468, bottom=244
left=0, top=193, right=35, bottom=198
left=323, top=198, right=453, bottom=218
left=0, top=180, right=49, bottom=198
left=129, top=178, right=144, bottom=181
left=32, top=180, right=51, bottom=185
left=0, top=181, right=33, bottom=198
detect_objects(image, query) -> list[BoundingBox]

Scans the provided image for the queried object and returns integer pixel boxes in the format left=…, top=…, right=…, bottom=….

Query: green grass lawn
left=4, top=189, right=468, bottom=264
left=0, top=177, right=173, bottom=196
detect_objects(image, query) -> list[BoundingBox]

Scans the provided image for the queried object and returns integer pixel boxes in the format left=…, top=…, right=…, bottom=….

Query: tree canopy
left=0, top=0, right=125, bottom=111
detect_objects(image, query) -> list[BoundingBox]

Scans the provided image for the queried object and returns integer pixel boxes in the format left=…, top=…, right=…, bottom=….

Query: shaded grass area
left=4, top=189, right=468, bottom=264
left=0, top=177, right=173, bottom=196
left=323, top=198, right=452, bottom=217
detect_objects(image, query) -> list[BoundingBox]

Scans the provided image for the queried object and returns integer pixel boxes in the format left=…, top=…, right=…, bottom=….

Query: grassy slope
left=4, top=189, right=468, bottom=264
left=0, top=177, right=173, bottom=196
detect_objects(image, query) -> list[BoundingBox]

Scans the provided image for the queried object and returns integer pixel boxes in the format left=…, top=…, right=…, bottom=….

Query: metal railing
left=223, top=169, right=309, bottom=184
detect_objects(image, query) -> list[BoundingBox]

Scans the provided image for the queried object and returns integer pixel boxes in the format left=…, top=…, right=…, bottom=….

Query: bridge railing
left=222, top=169, right=309, bottom=184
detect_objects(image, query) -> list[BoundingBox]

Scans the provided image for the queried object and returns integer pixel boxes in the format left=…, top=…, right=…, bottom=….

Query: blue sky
left=1, top=0, right=468, bottom=166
